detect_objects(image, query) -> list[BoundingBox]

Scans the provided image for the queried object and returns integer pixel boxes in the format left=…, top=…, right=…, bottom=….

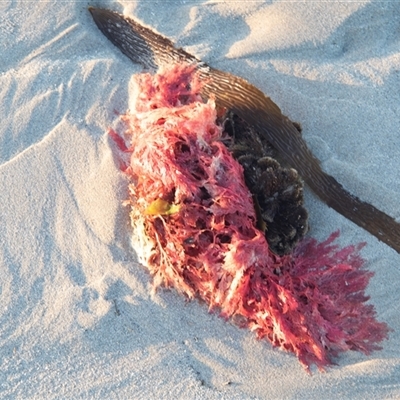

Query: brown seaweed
left=89, top=7, right=400, bottom=254
left=223, top=112, right=308, bottom=255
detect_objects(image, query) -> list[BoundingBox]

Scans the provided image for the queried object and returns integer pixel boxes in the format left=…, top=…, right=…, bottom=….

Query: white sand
left=1, top=1, right=399, bottom=398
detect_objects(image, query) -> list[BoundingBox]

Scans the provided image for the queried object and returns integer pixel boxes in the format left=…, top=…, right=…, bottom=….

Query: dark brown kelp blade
left=89, top=7, right=199, bottom=69
left=89, top=7, right=400, bottom=254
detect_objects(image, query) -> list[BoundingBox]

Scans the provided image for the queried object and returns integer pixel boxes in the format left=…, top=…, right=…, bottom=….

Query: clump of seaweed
left=223, top=112, right=309, bottom=255
left=112, top=63, right=389, bottom=371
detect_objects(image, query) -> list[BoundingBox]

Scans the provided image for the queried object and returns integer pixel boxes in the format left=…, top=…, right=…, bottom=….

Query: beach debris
left=222, top=112, right=308, bottom=255
left=111, top=63, right=389, bottom=371
left=90, top=7, right=400, bottom=254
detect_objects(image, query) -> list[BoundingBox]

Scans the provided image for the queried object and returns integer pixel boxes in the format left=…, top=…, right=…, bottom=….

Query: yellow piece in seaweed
left=145, top=198, right=180, bottom=216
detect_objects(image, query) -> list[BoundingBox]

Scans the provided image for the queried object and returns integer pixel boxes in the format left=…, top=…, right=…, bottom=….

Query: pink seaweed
left=113, top=63, right=389, bottom=371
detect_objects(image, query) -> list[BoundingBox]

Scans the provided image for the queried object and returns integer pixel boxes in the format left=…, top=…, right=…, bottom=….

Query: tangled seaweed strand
left=113, top=63, right=389, bottom=371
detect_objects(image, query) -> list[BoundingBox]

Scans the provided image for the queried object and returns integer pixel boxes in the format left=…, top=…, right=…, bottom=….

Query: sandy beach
left=1, top=1, right=399, bottom=398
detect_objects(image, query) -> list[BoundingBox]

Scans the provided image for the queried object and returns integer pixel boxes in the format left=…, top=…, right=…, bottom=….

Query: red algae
left=113, top=63, right=389, bottom=371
